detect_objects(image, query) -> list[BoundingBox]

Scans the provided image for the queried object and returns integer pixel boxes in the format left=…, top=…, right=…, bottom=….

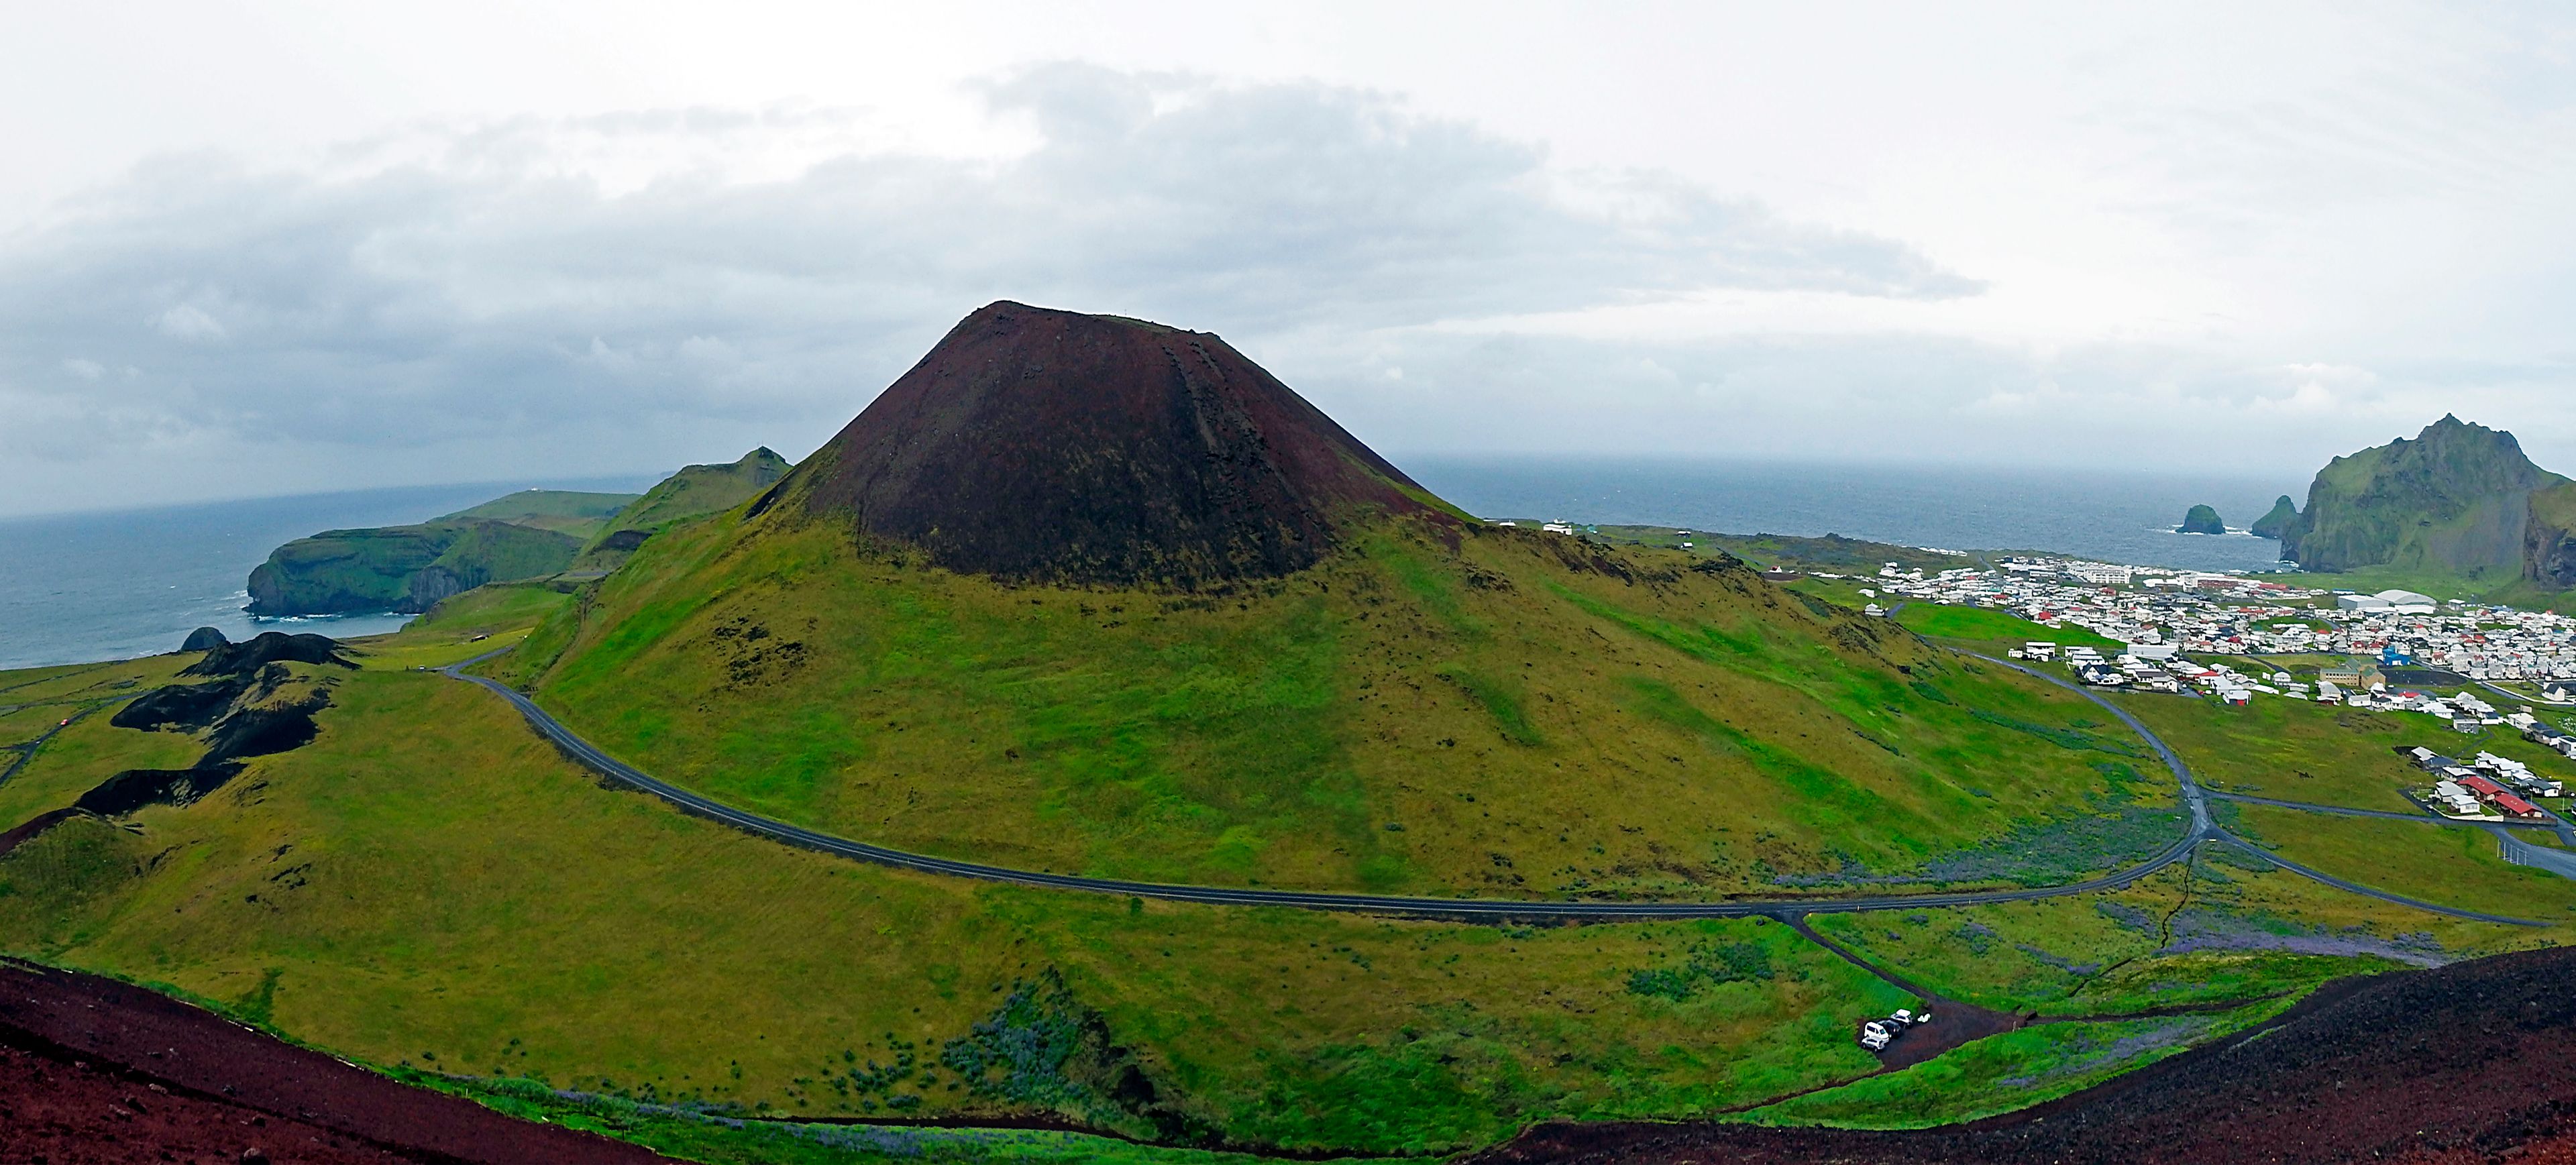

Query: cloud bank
left=5, top=58, right=2567, bottom=519
left=0, top=64, right=1983, bottom=516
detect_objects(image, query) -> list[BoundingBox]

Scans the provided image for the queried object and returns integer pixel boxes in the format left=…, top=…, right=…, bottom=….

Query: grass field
left=504, top=514, right=2153, bottom=899
left=0, top=663, right=1933, bottom=1154
left=347, top=582, right=576, bottom=671
left=0, top=653, right=200, bottom=830
left=1893, top=605, right=2125, bottom=657
left=1733, top=996, right=2295, bottom=1129
left=2228, top=805, right=2576, bottom=922
left=2109, top=687, right=2576, bottom=812
left=3, top=598, right=2567, bottom=1156
left=419, top=1072, right=1432, bottom=1164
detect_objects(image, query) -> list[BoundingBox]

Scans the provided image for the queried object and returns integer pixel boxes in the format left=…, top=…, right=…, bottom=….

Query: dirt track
left=0, top=960, right=674, bottom=1164
left=1472, top=943, right=2576, bottom=1165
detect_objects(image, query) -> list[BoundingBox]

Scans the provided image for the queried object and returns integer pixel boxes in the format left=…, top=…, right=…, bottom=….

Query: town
left=1838, top=555, right=2576, bottom=692
left=1805, top=553, right=2576, bottom=830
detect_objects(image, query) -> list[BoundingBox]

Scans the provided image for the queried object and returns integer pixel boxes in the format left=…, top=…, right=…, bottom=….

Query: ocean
left=0, top=476, right=657, bottom=671
left=1402, top=457, right=2297, bottom=573
left=0, top=459, right=2296, bottom=671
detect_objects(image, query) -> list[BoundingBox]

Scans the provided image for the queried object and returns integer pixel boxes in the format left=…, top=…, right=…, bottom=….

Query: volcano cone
left=786, top=301, right=1435, bottom=588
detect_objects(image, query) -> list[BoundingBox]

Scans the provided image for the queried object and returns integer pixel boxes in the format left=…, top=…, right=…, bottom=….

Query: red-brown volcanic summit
left=784, top=301, right=1436, bottom=588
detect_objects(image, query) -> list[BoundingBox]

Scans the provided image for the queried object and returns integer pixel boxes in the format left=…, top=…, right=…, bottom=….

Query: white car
left=1858, top=1008, right=1934, bottom=1052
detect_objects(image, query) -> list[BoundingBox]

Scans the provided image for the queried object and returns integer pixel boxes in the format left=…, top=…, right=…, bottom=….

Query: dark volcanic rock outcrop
left=74, top=763, right=246, bottom=816
left=181, top=631, right=352, bottom=677
left=87, top=661, right=336, bottom=820
left=178, top=626, right=229, bottom=652
left=2176, top=504, right=2224, bottom=535
left=784, top=301, right=1437, bottom=588
left=111, top=675, right=252, bottom=732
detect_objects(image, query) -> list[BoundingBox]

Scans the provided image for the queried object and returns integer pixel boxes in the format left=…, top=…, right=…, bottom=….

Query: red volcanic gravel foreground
left=1472, top=943, right=2576, bottom=1165
left=0, top=960, right=676, bottom=1164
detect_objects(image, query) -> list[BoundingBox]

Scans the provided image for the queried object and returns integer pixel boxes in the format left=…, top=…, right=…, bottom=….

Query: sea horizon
left=0, top=457, right=2295, bottom=671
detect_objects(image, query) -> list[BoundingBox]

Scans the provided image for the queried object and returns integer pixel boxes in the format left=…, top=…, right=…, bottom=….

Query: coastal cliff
left=2528, top=481, right=2576, bottom=590
left=247, top=519, right=584, bottom=615
left=2277, top=415, right=2566, bottom=579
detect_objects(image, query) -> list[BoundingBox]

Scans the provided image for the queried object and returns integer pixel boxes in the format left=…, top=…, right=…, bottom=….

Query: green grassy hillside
left=442, top=489, right=641, bottom=539
left=1576, top=527, right=1974, bottom=575
left=247, top=518, right=583, bottom=616
left=2280, top=415, right=2565, bottom=580
left=502, top=506, right=2167, bottom=899
left=244, top=486, right=641, bottom=617
left=1894, top=606, right=2123, bottom=656
left=2, top=608, right=2542, bottom=1157
left=572, top=449, right=792, bottom=571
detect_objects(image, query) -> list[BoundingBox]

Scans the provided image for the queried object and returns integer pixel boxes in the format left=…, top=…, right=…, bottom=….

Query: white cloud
left=0, top=64, right=1980, bottom=515
left=154, top=302, right=226, bottom=341
left=3, top=12, right=2576, bottom=517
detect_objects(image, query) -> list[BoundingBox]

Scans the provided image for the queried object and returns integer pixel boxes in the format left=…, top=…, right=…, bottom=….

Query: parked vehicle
left=1857, top=1007, right=1932, bottom=1051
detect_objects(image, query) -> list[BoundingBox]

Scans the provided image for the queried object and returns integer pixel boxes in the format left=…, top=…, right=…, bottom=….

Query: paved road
left=2473, top=677, right=2575, bottom=708
left=2494, top=828, right=2576, bottom=881
left=0, top=703, right=102, bottom=789
left=442, top=647, right=2544, bottom=926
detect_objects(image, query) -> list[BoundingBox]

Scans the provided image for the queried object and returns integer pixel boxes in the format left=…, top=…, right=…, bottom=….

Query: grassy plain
left=0, top=664, right=1933, bottom=1154
left=346, top=583, right=576, bottom=671
left=1, top=598, right=2562, bottom=1156
left=417, top=1074, right=1427, bottom=1164
left=508, top=515, right=2150, bottom=898
left=0, top=653, right=199, bottom=829
left=2229, top=805, right=2576, bottom=922
left=1802, top=866, right=2377, bottom=1017
left=442, top=489, right=640, bottom=539
left=1736, top=997, right=2293, bottom=1129
left=1895, top=605, right=2124, bottom=656
left=2110, top=688, right=2576, bottom=812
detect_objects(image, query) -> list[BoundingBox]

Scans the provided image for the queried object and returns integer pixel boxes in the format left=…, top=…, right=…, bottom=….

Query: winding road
left=0, top=702, right=103, bottom=790
left=441, top=647, right=2551, bottom=927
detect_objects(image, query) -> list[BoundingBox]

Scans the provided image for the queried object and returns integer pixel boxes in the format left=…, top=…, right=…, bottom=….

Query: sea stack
left=2178, top=504, right=2226, bottom=535
left=178, top=626, right=229, bottom=653
left=2249, top=495, right=2298, bottom=541
left=775, top=300, right=1438, bottom=588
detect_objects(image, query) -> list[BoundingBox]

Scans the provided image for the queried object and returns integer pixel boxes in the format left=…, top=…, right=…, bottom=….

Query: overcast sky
left=5, top=1, right=2573, bottom=517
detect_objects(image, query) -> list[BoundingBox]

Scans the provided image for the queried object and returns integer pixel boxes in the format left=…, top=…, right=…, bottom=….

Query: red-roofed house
left=2493, top=793, right=2545, bottom=820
